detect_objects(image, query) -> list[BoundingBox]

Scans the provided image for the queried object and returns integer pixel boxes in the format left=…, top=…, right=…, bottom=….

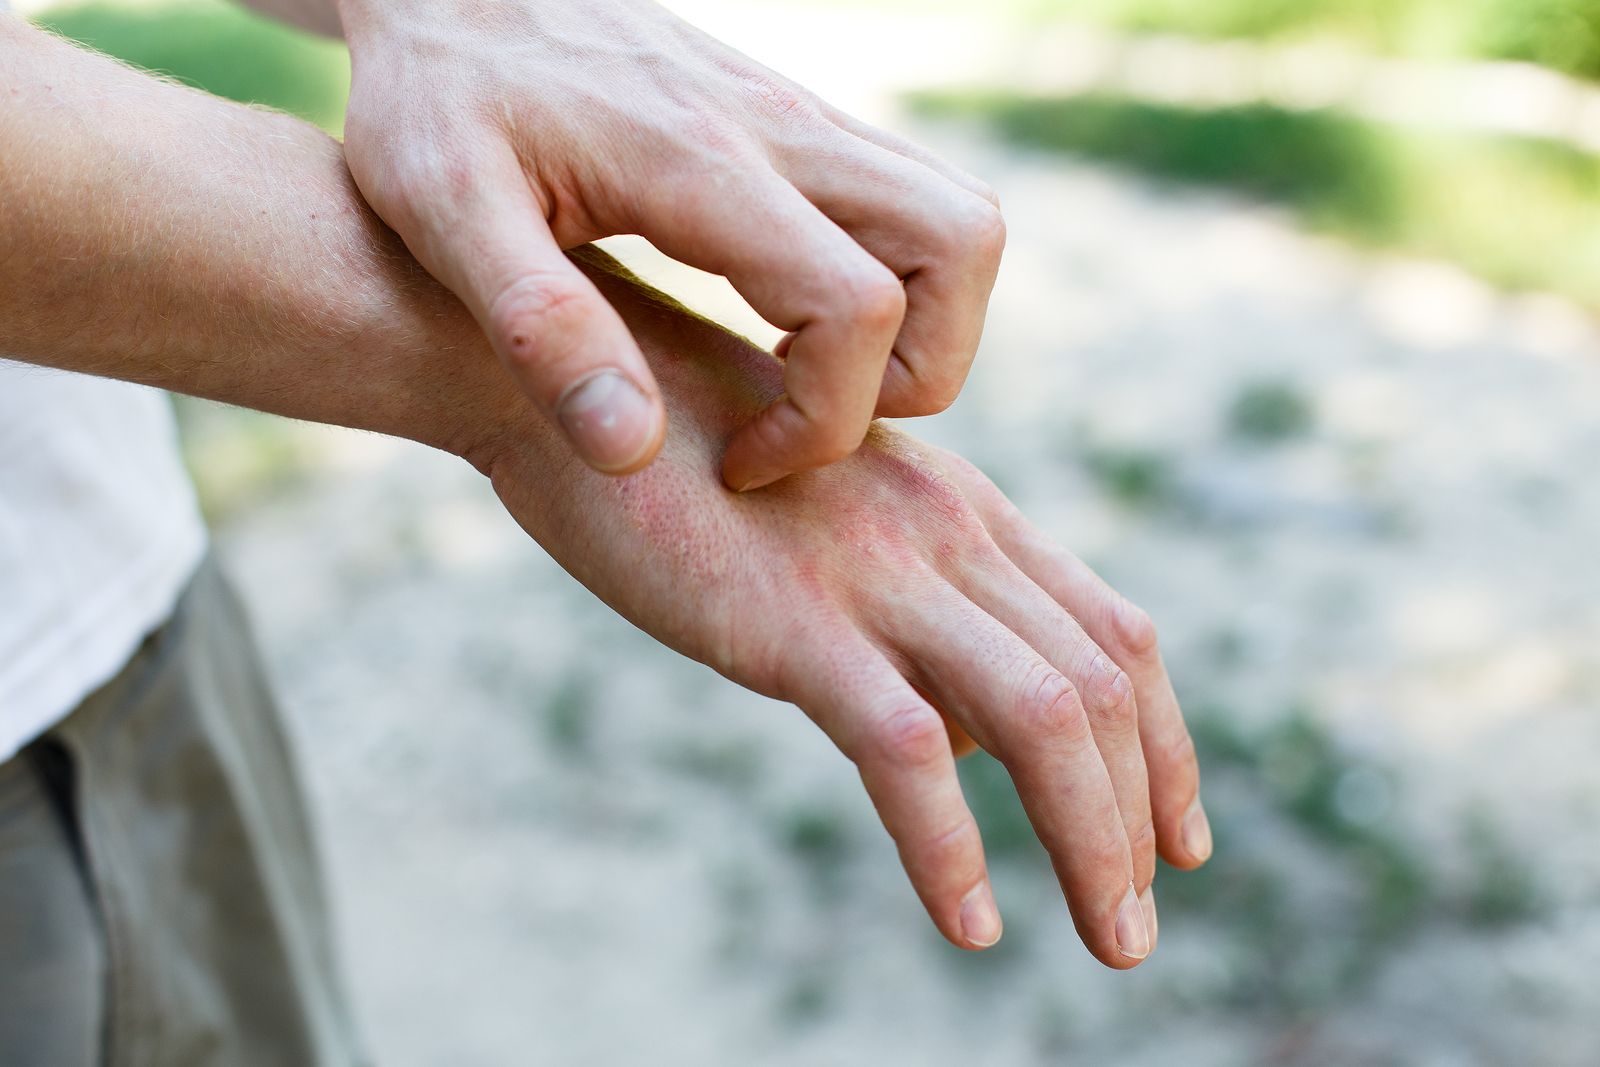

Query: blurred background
left=17, top=0, right=1600, bottom=1062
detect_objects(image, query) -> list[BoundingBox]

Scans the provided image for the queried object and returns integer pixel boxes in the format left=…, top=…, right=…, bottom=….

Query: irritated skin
left=247, top=0, right=1009, bottom=490
left=0, top=17, right=1209, bottom=966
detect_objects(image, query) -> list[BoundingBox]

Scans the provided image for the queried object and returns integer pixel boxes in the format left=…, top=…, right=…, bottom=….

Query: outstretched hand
left=477, top=250, right=1210, bottom=966
left=335, top=0, right=1005, bottom=489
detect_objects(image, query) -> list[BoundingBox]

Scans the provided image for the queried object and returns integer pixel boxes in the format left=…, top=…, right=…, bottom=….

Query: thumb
left=402, top=161, right=665, bottom=475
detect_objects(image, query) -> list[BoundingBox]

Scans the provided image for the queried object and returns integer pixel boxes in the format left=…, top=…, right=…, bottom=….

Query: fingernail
left=734, top=471, right=783, bottom=493
left=1116, top=883, right=1151, bottom=960
left=1182, top=798, right=1214, bottom=863
left=960, top=881, right=1003, bottom=948
left=1139, top=885, right=1158, bottom=948
left=556, top=370, right=658, bottom=473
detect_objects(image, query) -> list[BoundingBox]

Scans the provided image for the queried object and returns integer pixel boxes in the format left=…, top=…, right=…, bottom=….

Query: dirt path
left=216, top=5, right=1600, bottom=1063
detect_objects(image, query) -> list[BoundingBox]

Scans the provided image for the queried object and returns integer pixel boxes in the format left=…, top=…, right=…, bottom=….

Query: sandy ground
left=204, top=4, right=1600, bottom=1064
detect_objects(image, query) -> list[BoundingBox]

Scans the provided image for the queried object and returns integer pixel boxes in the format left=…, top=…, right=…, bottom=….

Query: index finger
left=782, top=629, right=1002, bottom=951
left=636, top=162, right=906, bottom=491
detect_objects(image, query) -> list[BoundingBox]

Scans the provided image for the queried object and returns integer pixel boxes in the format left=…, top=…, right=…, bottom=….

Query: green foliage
left=958, top=700, right=1542, bottom=1015
left=828, top=0, right=1600, bottom=80
left=782, top=804, right=855, bottom=865
left=1080, top=445, right=1178, bottom=509
left=956, top=752, right=1045, bottom=865
left=1473, top=0, right=1600, bottom=80
left=1228, top=380, right=1315, bottom=444
left=1072, top=0, right=1430, bottom=46
left=542, top=673, right=597, bottom=758
left=1066, top=0, right=1600, bottom=81
left=776, top=969, right=832, bottom=1026
left=36, top=0, right=350, bottom=131
left=912, top=94, right=1404, bottom=233
left=1184, top=708, right=1431, bottom=962
left=1457, top=806, right=1543, bottom=926
left=656, top=737, right=764, bottom=793
left=778, top=803, right=857, bottom=900
left=910, top=91, right=1600, bottom=309
left=172, top=397, right=317, bottom=523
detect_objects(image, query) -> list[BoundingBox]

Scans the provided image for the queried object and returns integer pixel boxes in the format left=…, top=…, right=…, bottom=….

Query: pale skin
left=237, top=0, right=1008, bottom=490
left=0, top=18, right=1210, bottom=966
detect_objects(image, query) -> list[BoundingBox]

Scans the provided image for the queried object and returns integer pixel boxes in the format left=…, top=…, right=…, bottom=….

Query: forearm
left=0, top=17, right=508, bottom=462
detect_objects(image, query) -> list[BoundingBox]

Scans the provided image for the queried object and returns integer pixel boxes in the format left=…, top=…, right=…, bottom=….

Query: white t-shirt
left=0, top=0, right=206, bottom=761
left=0, top=361, right=207, bottom=762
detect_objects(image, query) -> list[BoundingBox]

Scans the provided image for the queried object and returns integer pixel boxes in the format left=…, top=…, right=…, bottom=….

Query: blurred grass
left=1070, top=0, right=1600, bottom=81
left=910, top=92, right=1600, bottom=310
left=958, top=703, right=1541, bottom=1014
left=32, top=0, right=350, bottom=511
left=831, top=0, right=1600, bottom=82
left=170, top=396, right=323, bottom=523
left=1081, top=445, right=1179, bottom=511
left=33, top=0, right=349, bottom=131
left=1229, top=380, right=1316, bottom=444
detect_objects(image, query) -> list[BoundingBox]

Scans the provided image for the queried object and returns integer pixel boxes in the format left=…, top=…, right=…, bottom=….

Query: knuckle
left=722, top=59, right=821, bottom=124
left=970, top=179, right=1003, bottom=212
left=814, top=437, right=859, bottom=466
left=1015, top=667, right=1091, bottom=747
left=945, top=196, right=1008, bottom=264
left=822, top=414, right=872, bottom=460
left=1082, top=659, right=1138, bottom=731
left=886, top=356, right=966, bottom=417
left=868, top=705, right=950, bottom=770
left=797, top=409, right=870, bottom=466
left=384, top=142, right=484, bottom=213
left=1155, top=728, right=1200, bottom=775
left=747, top=72, right=822, bottom=124
left=839, top=267, right=908, bottom=333
left=682, top=110, right=755, bottom=161
left=913, top=817, right=981, bottom=871
left=488, top=276, right=589, bottom=366
left=917, top=467, right=971, bottom=521
left=879, top=445, right=978, bottom=529
left=907, top=374, right=966, bottom=417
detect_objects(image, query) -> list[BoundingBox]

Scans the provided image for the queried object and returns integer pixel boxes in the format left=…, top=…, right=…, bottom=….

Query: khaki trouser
left=0, top=553, right=363, bottom=1066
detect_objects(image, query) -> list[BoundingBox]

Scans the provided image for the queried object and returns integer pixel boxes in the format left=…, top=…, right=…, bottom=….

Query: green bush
left=911, top=91, right=1600, bottom=309
left=1075, top=0, right=1422, bottom=44
left=1473, top=0, right=1600, bottom=81
left=1229, top=381, right=1315, bottom=444
left=1073, top=0, right=1600, bottom=80
left=840, top=0, right=1600, bottom=81
left=35, top=0, right=349, bottom=131
left=915, top=94, right=1403, bottom=238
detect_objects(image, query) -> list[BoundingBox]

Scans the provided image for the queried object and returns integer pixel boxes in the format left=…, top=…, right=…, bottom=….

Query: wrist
left=331, top=0, right=446, bottom=47
left=327, top=0, right=393, bottom=45
left=338, top=254, right=533, bottom=472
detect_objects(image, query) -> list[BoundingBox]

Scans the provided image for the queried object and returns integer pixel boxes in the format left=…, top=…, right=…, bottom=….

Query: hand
left=476, top=250, right=1210, bottom=966
left=0, top=22, right=1193, bottom=963
left=335, top=0, right=1006, bottom=489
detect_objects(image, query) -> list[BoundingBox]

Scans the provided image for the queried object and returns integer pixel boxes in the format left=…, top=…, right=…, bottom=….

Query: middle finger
left=878, top=585, right=1153, bottom=968
left=952, top=552, right=1159, bottom=895
left=772, top=133, right=1006, bottom=419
